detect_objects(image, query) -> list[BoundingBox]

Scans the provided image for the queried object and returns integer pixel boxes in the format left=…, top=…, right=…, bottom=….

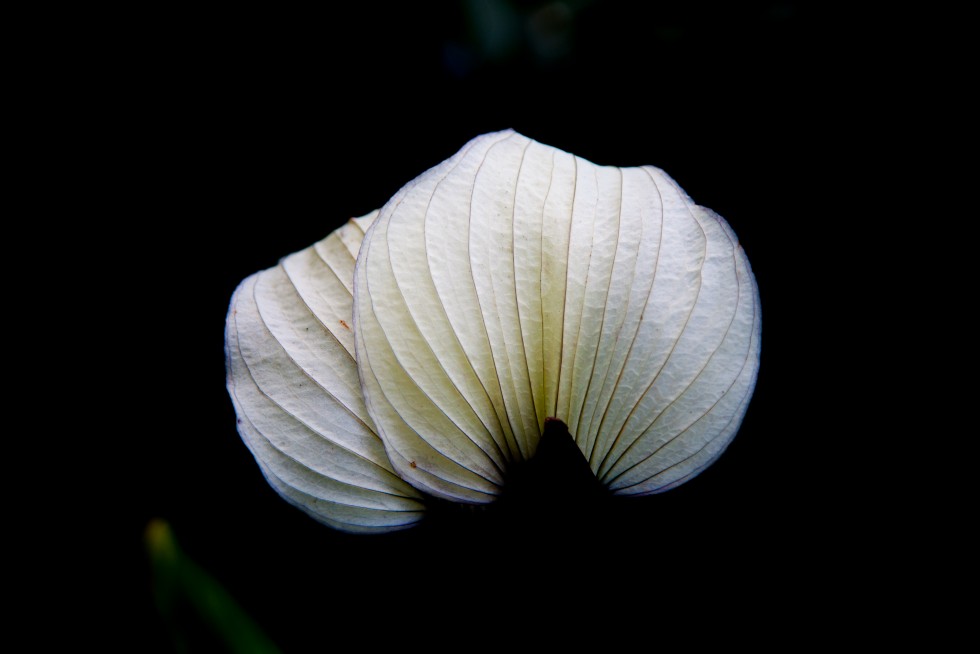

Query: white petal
left=225, top=213, right=426, bottom=532
left=355, top=131, right=760, bottom=500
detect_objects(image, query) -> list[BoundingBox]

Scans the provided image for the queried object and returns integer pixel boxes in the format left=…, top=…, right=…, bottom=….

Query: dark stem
left=421, top=418, right=610, bottom=531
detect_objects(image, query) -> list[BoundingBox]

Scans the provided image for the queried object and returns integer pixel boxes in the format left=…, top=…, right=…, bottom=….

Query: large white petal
left=355, top=131, right=761, bottom=500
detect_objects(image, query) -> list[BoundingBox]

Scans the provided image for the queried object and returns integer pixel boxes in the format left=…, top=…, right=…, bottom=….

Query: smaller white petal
left=226, top=214, right=425, bottom=533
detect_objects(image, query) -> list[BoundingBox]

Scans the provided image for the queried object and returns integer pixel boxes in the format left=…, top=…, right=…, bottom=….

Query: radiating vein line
left=511, top=138, right=540, bottom=441
left=576, top=166, right=623, bottom=449
left=537, top=149, right=556, bottom=430
left=553, top=155, right=578, bottom=417
left=565, top=166, right=599, bottom=426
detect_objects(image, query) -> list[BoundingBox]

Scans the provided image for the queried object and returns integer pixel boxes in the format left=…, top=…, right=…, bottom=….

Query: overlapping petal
left=226, top=130, right=761, bottom=529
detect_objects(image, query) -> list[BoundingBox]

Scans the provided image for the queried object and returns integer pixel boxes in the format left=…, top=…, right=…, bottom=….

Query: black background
left=79, top=2, right=886, bottom=650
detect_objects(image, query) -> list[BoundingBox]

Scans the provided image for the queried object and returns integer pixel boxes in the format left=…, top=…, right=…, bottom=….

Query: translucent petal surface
left=225, top=212, right=426, bottom=532
left=355, top=131, right=761, bottom=501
